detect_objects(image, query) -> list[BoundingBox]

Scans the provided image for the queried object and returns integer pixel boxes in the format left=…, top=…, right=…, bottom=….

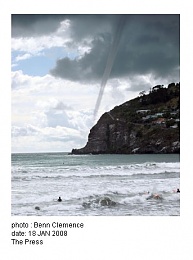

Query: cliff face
left=71, top=83, right=180, bottom=154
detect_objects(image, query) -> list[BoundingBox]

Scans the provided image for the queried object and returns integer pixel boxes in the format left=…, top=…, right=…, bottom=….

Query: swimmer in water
left=146, top=193, right=162, bottom=200
left=173, top=188, right=180, bottom=193
left=153, top=193, right=162, bottom=199
left=58, top=196, right=62, bottom=202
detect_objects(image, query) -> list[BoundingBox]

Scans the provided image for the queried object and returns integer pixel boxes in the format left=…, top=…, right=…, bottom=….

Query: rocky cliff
left=71, top=83, right=180, bottom=154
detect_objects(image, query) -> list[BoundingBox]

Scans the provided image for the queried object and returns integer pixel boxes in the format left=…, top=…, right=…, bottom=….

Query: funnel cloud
left=94, top=15, right=126, bottom=118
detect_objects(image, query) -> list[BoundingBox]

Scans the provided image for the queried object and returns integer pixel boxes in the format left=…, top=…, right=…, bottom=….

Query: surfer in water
left=58, top=197, right=62, bottom=202
left=153, top=193, right=162, bottom=199
left=173, top=188, right=180, bottom=193
left=146, top=193, right=162, bottom=200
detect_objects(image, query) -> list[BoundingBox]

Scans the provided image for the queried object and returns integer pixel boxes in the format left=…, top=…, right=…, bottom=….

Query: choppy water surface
left=11, top=153, right=180, bottom=216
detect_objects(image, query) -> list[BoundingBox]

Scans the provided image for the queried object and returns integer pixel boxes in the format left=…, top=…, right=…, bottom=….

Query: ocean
left=11, top=153, right=180, bottom=216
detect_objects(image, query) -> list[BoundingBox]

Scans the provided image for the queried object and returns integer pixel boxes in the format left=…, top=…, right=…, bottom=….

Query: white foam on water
left=11, top=154, right=180, bottom=216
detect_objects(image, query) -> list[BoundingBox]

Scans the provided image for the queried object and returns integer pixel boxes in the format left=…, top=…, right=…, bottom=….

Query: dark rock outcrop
left=71, top=83, right=180, bottom=154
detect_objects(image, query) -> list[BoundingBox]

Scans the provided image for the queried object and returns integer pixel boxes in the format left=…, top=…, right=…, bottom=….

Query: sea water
left=11, top=153, right=180, bottom=216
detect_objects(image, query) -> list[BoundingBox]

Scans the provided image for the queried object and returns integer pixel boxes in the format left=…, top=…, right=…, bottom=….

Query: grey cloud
left=110, top=14, right=179, bottom=77
left=127, top=77, right=153, bottom=92
left=12, top=14, right=180, bottom=83
left=53, top=101, right=73, bottom=111
left=50, top=34, right=110, bottom=82
left=69, top=14, right=118, bottom=40
left=50, top=14, right=180, bottom=83
left=11, top=14, right=115, bottom=38
left=12, top=125, right=39, bottom=137
left=11, top=125, right=85, bottom=144
left=11, top=14, right=66, bottom=37
left=45, top=109, right=71, bottom=128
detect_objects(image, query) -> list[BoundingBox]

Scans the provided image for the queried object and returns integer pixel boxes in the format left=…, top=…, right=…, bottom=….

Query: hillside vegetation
left=72, top=82, right=180, bottom=154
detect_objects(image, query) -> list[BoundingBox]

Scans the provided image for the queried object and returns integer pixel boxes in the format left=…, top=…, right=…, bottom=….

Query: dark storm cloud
left=11, top=14, right=66, bottom=37
left=50, top=14, right=180, bottom=83
left=51, top=34, right=111, bottom=82
left=12, top=14, right=180, bottom=83
left=110, top=14, right=180, bottom=78
left=11, top=14, right=115, bottom=38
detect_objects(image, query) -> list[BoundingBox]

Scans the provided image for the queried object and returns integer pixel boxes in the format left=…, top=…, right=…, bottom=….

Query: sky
left=11, top=14, right=180, bottom=153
